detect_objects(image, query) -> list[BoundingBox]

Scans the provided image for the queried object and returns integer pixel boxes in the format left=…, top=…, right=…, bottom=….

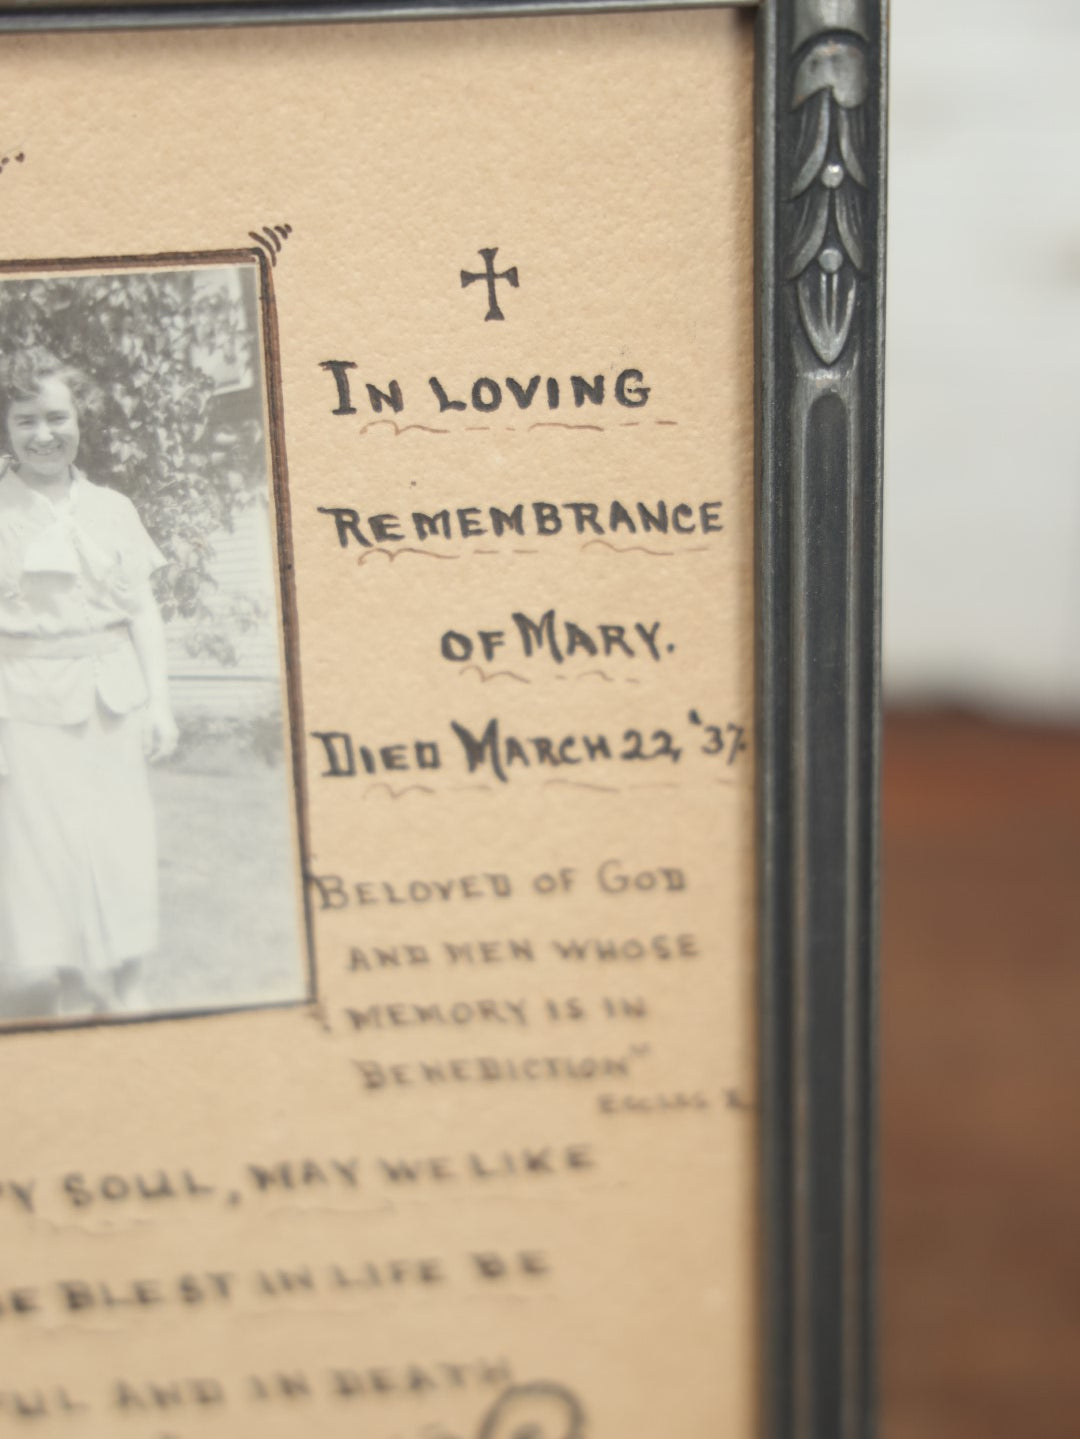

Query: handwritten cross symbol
left=460, top=246, right=519, bottom=321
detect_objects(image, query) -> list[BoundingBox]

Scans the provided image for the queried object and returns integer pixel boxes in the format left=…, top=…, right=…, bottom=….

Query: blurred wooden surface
left=881, top=711, right=1080, bottom=1439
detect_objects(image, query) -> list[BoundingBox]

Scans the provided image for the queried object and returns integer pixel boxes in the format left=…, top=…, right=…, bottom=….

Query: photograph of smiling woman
left=0, top=349, right=175, bottom=1018
left=0, top=263, right=309, bottom=1028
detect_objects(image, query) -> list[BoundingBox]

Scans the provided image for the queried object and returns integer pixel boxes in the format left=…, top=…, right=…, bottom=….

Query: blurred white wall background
left=884, top=0, right=1080, bottom=716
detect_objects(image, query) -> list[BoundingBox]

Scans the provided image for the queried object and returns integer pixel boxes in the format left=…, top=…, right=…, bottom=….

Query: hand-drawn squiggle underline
left=354, top=542, right=706, bottom=570
left=361, top=782, right=435, bottom=801
left=542, top=777, right=619, bottom=794
left=553, top=672, right=642, bottom=685
left=354, top=417, right=680, bottom=437
left=355, top=418, right=451, bottom=437
left=582, top=538, right=676, bottom=558
left=356, top=546, right=460, bottom=567
left=459, top=666, right=633, bottom=687
left=346, top=776, right=746, bottom=802
left=459, top=664, right=530, bottom=685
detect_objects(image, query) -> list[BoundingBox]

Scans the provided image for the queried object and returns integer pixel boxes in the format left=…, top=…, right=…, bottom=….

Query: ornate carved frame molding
left=0, top=3, right=887, bottom=1436
left=758, top=4, right=884, bottom=1438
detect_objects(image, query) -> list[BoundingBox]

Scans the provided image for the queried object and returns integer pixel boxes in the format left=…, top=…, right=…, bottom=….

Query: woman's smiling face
left=6, top=377, right=80, bottom=483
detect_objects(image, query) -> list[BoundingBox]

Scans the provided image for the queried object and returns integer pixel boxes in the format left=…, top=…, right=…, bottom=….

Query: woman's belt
left=0, top=624, right=129, bottom=661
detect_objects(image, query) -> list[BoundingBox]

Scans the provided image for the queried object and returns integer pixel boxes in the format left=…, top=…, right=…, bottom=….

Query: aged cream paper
left=0, top=10, right=756, bottom=1438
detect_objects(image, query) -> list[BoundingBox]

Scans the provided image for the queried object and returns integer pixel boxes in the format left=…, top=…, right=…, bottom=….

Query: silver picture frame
left=0, top=2, right=887, bottom=1436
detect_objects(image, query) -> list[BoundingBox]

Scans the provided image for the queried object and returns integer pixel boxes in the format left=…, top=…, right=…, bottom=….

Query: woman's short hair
left=0, top=347, right=102, bottom=421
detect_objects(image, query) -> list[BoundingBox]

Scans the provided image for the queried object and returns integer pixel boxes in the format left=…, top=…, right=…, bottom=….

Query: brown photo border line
left=0, top=246, right=316, bottom=1034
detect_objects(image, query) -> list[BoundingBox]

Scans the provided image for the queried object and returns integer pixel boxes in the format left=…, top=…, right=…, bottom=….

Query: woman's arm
left=129, top=593, right=179, bottom=762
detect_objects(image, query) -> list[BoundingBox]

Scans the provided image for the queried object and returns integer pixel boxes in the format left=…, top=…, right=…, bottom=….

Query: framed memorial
left=0, top=2, right=884, bottom=1438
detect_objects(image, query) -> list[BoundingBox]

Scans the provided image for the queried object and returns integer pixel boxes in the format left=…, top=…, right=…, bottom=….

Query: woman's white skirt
left=0, top=702, right=157, bottom=986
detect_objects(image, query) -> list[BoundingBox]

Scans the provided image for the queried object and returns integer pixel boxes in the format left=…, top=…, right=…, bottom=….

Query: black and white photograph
left=0, top=256, right=310, bottom=1027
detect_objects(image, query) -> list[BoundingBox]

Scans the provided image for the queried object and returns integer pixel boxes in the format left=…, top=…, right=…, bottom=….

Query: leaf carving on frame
left=793, top=0, right=870, bottom=49
left=786, top=188, right=831, bottom=280
left=835, top=184, right=866, bottom=272
left=792, top=38, right=868, bottom=110
left=796, top=259, right=858, bottom=367
left=837, top=106, right=868, bottom=186
left=786, top=2, right=873, bottom=365
left=791, top=91, right=831, bottom=198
